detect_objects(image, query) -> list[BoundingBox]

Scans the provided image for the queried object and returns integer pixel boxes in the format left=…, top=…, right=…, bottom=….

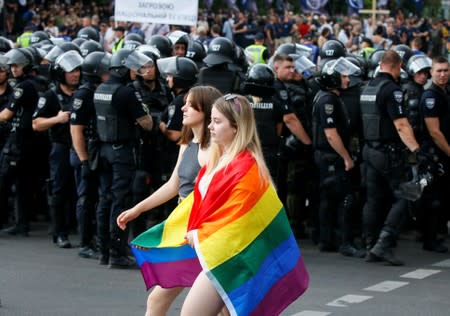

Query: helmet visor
left=124, top=51, right=152, bottom=75
left=290, top=44, right=312, bottom=60
left=295, top=55, right=316, bottom=73
left=56, top=51, right=83, bottom=72
left=44, top=46, right=65, bottom=63
left=0, top=55, right=9, bottom=71
left=156, top=56, right=178, bottom=78
left=408, top=56, right=432, bottom=74
left=327, top=57, right=361, bottom=76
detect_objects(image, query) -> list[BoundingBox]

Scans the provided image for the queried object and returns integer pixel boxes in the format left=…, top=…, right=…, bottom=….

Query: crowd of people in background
left=0, top=0, right=449, bottom=274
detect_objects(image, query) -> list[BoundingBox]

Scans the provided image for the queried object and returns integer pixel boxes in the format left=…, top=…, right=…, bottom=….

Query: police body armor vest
left=78, top=83, right=98, bottom=141
left=49, top=87, right=72, bottom=144
left=198, top=67, right=240, bottom=94
left=249, top=97, right=279, bottom=147
left=312, top=90, right=350, bottom=150
left=402, top=81, right=424, bottom=137
left=284, top=81, right=312, bottom=133
left=94, top=83, right=134, bottom=142
left=428, top=84, right=450, bottom=141
left=360, top=79, right=398, bottom=142
left=11, top=79, right=35, bottom=132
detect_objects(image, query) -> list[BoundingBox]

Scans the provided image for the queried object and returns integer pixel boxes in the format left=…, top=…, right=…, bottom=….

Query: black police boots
left=369, top=230, right=404, bottom=266
left=109, top=249, right=136, bottom=269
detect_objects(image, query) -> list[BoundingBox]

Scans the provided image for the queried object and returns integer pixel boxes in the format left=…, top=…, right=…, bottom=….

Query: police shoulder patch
left=13, top=88, right=23, bottom=99
left=279, top=90, right=288, bottom=101
left=72, top=98, right=83, bottom=110
left=393, top=90, right=403, bottom=103
left=37, top=97, right=46, bottom=108
left=324, top=103, right=334, bottom=115
left=168, top=104, right=175, bottom=118
left=425, top=98, right=435, bottom=110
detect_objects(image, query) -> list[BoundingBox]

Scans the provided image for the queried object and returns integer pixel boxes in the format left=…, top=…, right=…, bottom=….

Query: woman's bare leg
left=145, top=286, right=184, bottom=316
left=180, top=272, right=224, bottom=316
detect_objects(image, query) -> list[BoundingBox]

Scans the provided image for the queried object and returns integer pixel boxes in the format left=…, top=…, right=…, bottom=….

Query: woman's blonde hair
left=207, top=94, right=271, bottom=183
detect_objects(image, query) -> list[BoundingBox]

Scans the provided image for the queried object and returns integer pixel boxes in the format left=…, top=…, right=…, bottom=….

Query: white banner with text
left=115, top=0, right=198, bottom=26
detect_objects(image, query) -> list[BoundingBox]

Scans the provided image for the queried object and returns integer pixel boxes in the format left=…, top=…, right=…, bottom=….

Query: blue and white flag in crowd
left=347, top=0, right=363, bottom=14
left=299, top=0, right=329, bottom=14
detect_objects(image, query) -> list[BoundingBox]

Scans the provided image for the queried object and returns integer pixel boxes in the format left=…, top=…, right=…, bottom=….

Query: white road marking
left=290, top=311, right=331, bottom=316
left=432, top=259, right=450, bottom=268
left=364, top=280, right=409, bottom=292
left=400, top=269, right=441, bottom=279
left=326, top=294, right=373, bottom=307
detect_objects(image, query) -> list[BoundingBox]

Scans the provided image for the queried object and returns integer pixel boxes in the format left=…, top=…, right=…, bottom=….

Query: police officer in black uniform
left=403, top=55, right=432, bottom=137
left=32, top=51, right=83, bottom=248
left=70, top=51, right=111, bottom=258
left=0, top=56, right=13, bottom=152
left=418, top=56, right=450, bottom=253
left=0, top=55, right=13, bottom=227
left=157, top=56, right=198, bottom=179
left=198, top=37, right=241, bottom=94
left=361, top=50, right=424, bottom=265
left=313, top=57, right=365, bottom=257
left=131, top=45, right=172, bottom=232
left=94, top=48, right=153, bottom=268
left=271, top=53, right=312, bottom=210
left=242, top=63, right=283, bottom=179
left=0, top=48, right=39, bottom=235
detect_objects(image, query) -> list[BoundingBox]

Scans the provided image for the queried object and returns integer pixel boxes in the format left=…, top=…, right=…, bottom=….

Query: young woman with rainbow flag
left=117, top=85, right=222, bottom=315
left=128, top=93, right=309, bottom=315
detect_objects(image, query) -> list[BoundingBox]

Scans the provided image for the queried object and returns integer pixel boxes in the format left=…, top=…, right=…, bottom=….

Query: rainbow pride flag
left=131, top=151, right=309, bottom=315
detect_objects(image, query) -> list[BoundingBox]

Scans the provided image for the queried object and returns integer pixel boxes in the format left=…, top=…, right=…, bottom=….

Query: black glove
left=80, top=160, right=91, bottom=179
left=414, top=148, right=435, bottom=173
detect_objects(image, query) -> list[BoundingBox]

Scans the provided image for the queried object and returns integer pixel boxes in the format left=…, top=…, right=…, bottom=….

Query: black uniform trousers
left=314, top=149, right=353, bottom=248
left=362, top=144, right=409, bottom=245
left=96, top=142, right=135, bottom=257
left=0, top=133, right=33, bottom=229
left=48, top=142, right=74, bottom=238
left=70, top=149, right=98, bottom=247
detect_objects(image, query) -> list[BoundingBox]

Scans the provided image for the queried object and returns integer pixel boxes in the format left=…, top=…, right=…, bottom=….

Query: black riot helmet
left=24, top=46, right=46, bottom=65
left=407, top=54, right=432, bottom=76
left=147, top=35, right=172, bottom=58
left=186, top=40, right=206, bottom=68
left=82, top=51, right=111, bottom=83
left=72, top=37, right=87, bottom=47
left=44, top=42, right=82, bottom=64
left=136, top=44, right=161, bottom=62
left=204, top=37, right=235, bottom=66
left=315, top=57, right=361, bottom=90
left=0, top=55, right=8, bottom=72
left=5, top=48, right=35, bottom=74
left=345, top=54, right=364, bottom=87
left=125, top=32, right=144, bottom=44
left=79, top=40, right=103, bottom=57
left=232, top=45, right=249, bottom=73
left=123, top=39, right=142, bottom=50
left=0, top=36, right=13, bottom=53
left=319, top=39, right=346, bottom=60
left=109, top=48, right=152, bottom=79
left=393, top=44, right=413, bottom=65
left=242, top=63, right=275, bottom=97
left=275, top=43, right=312, bottom=60
left=30, top=31, right=51, bottom=46
left=157, top=56, right=198, bottom=89
left=167, top=30, right=189, bottom=47
left=77, top=26, right=100, bottom=42
left=53, top=50, right=83, bottom=83
left=367, top=49, right=385, bottom=78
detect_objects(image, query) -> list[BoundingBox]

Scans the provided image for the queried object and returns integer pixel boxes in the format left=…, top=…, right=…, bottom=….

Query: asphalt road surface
left=1, top=222, right=449, bottom=316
